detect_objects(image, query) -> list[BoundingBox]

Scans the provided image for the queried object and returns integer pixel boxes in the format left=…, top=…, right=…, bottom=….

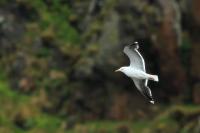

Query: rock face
left=96, top=11, right=121, bottom=74
left=193, top=84, right=200, bottom=104
left=0, top=0, right=198, bottom=122
left=153, top=0, right=187, bottom=99
left=190, top=0, right=200, bottom=104
left=0, top=5, right=25, bottom=56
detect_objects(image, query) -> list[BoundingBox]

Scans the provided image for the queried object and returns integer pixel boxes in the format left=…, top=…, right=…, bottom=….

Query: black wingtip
left=141, top=85, right=155, bottom=104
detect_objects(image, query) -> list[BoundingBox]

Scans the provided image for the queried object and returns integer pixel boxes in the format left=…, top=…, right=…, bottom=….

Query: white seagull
left=115, top=42, right=158, bottom=104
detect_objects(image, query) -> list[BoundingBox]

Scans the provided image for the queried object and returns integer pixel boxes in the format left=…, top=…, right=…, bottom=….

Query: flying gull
left=115, top=42, right=158, bottom=104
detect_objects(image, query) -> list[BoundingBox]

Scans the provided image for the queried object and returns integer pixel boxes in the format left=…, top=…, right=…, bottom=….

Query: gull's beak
left=115, top=69, right=120, bottom=72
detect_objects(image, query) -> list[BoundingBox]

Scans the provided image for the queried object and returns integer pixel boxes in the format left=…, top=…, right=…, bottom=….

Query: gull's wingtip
left=134, top=41, right=139, bottom=49
left=150, top=100, right=155, bottom=104
left=127, top=41, right=139, bottom=49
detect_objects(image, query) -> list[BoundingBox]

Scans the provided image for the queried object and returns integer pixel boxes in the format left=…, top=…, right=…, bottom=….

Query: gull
left=115, top=42, right=158, bottom=104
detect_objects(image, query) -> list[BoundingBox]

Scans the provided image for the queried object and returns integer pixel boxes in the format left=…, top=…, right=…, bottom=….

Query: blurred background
left=0, top=0, right=200, bottom=133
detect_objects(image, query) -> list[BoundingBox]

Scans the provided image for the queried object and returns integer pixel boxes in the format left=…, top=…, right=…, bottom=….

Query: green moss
left=35, top=47, right=52, bottom=58
left=0, top=69, right=64, bottom=132
left=0, top=70, right=28, bottom=103
left=0, top=0, right=12, bottom=6
left=30, top=114, right=62, bottom=133
left=66, top=120, right=150, bottom=133
left=23, top=0, right=80, bottom=45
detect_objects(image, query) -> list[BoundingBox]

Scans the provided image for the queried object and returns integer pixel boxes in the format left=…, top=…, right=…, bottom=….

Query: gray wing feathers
left=123, top=44, right=146, bottom=72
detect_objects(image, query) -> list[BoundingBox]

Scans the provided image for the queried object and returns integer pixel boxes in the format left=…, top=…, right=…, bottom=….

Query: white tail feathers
left=149, top=75, right=159, bottom=82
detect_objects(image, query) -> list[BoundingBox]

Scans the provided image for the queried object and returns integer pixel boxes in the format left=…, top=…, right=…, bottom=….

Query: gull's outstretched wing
left=132, top=79, right=154, bottom=104
left=123, top=42, right=145, bottom=72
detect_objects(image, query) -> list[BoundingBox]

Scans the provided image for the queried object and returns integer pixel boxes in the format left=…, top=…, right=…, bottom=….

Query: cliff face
left=0, top=0, right=200, bottom=133
left=0, top=0, right=198, bottom=121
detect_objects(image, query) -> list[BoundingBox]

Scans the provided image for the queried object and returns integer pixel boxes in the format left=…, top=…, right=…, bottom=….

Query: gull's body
left=120, top=67, right=153, bottom=80
left=115, top=42, right=158, bottom=104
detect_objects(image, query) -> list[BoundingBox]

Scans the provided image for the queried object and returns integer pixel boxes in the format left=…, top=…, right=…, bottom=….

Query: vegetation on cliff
left=0, top=0, right=200, bottom=133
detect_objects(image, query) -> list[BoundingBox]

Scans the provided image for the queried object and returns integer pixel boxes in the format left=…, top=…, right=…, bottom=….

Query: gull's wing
left=123, top=43, right=146, bottom=72
left=132, top=79, right=154, bottom=104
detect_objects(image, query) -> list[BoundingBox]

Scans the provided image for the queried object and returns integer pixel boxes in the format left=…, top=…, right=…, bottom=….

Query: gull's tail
left=149, top=74, right=159, bottom=82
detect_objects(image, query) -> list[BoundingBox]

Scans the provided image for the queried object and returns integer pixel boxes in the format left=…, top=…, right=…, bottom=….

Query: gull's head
left=115, top=67, right=127, bottom=73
